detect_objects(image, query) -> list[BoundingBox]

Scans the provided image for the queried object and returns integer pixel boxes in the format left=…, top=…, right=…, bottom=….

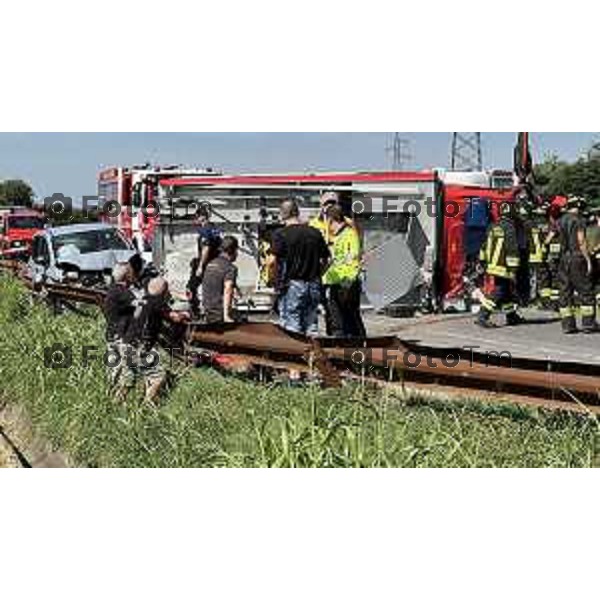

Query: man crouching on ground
left=121, top=277, right=188, bottom=405
left=103, top=262, right=136, bottom=392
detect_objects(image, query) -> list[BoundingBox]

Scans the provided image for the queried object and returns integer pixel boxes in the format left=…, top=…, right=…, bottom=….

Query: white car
left=29, top=223, right=137, bottom=288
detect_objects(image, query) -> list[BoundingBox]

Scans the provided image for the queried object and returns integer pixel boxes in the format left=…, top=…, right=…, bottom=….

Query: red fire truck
left=0, top=207, right=45, bottom=259
left=98, top=167, right=518, bottom=314
left=97, top=165, right=219, bottom=255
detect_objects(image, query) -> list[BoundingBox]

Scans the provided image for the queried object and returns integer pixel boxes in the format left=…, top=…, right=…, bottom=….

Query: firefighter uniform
left=515, top=211, right=529, bottom=306
left=526, top=211, right=546, bottom=302
left=477, top=212, right=523, bottom=328
left=538, top=218, right=562, bottom=308
left=557, top=206, right=597, bottom=334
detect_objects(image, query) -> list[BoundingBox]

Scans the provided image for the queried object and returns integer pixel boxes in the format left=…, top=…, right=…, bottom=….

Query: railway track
left=1, top=262, right=599, bottom=417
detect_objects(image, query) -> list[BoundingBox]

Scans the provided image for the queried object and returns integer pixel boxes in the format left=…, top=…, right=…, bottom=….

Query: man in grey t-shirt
left=201, top=236, right=239, bottom=324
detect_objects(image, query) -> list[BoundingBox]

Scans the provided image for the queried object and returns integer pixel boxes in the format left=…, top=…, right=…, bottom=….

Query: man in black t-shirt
left=271, top=200, right=330, bottom=335
left=202, top=236, right=239, bottom=324
left=122, top=277, right=188, bottom=404
left=104, top=263, right=136, bottom=343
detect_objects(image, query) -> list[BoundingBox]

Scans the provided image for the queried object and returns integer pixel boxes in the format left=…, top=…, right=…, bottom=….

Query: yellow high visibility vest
left=323, top=226, right=362, bottom=286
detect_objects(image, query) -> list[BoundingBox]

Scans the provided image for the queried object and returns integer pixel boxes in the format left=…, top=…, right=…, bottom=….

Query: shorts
left=110, top=343, right=165, bottom=389
left=279, top=280, right=321, bottom=336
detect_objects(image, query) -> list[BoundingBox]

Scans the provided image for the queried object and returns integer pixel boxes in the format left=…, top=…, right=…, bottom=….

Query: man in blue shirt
left=187, top=206, right=222, bottom=316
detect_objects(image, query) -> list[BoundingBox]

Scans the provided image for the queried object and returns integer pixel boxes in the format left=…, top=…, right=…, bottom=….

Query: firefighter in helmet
left=539, top=199, right=563, bottom=309
left=550, top=196, right=597, bottom=334
left=515, top=202, right=534, bottom=305
left=477, top=201, right=525, bottom=328
left=526, top=203, right=549, bottom=304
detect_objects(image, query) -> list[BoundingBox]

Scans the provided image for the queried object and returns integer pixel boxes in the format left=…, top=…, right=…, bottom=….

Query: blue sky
left=0, top=133, right=597, bottom=200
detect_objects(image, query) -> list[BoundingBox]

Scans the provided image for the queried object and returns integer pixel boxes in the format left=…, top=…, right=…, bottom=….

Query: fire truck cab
left=97, top=165, right=220, bottom=261
left=0, top=207, right=45, bottom=260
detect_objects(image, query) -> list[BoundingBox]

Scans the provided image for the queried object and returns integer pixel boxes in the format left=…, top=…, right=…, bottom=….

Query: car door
left=30, top=235, right=52, bottom=285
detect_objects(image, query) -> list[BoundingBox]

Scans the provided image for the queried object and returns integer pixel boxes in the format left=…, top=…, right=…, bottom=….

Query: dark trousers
left=539, top=257, right=561, bottom=304
left=321, top=285, right=334, bottom=336
left=187, top=257, right=202, bottom=316
left=480, top=276, right=519, bottom=322
left=537, top=261, right=552, bottom=299
left=558, top=253, right=596, bottom=330
left=327, top=279, right=366, bottom=338
left=516, top=251, right=531, bottom=305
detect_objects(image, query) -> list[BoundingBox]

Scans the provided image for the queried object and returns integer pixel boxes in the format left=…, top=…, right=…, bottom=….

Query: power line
left=451, top=133, right=483, bottom=171
left=386, top=133, right=413, bottom=171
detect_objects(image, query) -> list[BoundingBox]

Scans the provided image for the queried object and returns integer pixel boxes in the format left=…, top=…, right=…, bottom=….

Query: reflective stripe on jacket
left=479, top=219, right=520, bottom=280
left=528, top=225, right=545, bottom=264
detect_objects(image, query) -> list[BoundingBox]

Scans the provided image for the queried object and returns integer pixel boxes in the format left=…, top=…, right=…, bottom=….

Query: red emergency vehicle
left=442, top=185, right=516, bottom=310
left=97, top=165, right=219, bottom=253
left=0, top=207, right=45, bottom=259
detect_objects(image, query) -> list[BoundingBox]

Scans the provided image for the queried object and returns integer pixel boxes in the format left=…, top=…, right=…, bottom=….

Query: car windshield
left=8, top=216, right=45, bottom=229
left=53, top=229, right=131, bottom=255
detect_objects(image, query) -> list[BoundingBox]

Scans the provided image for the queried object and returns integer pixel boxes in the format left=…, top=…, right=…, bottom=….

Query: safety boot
left=581, top=309, right=598, bottom=334
left=582, top=321, right=600, bottom=335
left=476, top=310, right=496, bottom=329
left=506, top=312, right=526, bottom=327
left=561, top=317, right=578, bottom=335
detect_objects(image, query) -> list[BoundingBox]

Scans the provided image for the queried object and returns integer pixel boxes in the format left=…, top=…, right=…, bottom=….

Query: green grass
left=0, top=274, right=598, bottom=468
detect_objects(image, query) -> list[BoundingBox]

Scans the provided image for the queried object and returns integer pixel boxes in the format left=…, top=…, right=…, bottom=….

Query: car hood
left=56, top=247, right=136, bottom=271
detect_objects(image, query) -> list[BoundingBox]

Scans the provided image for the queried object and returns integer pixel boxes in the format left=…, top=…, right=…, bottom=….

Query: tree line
left=535, top=143, right=600, bottom=205
left=0, top=179, right=34, bottom=207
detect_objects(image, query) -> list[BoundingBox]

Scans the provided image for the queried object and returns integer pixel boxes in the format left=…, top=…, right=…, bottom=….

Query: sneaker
left=563, top=327, right=579, bottom=335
